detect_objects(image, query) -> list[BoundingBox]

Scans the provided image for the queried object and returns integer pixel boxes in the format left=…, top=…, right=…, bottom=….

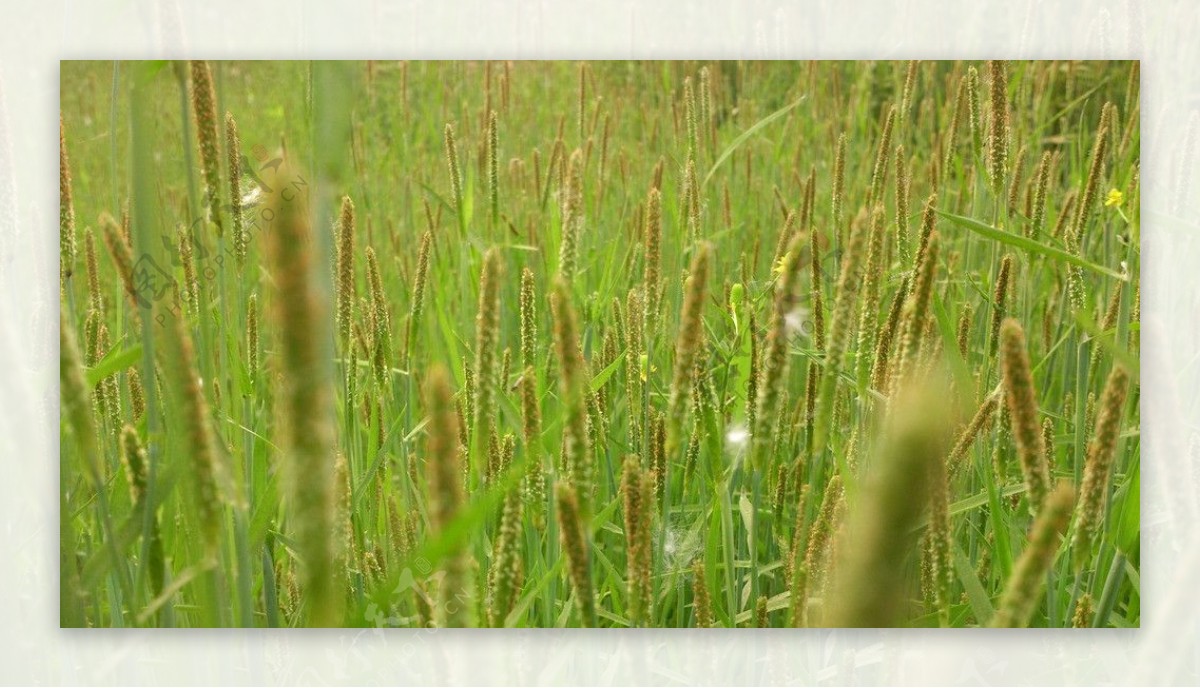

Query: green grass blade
left=85, top=345, right=143, bottom=388
left=954, top=542, right=996, bottom=624
left=703, top=97, right=806, bottom=187
left=936, top=210, right=1129, bottom=281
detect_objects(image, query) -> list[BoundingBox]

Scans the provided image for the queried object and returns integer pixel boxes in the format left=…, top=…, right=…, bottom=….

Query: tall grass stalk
left=264, top=161, right=342, bottom=627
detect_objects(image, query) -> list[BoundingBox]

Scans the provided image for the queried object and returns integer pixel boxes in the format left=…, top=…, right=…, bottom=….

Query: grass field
left=59, top=60, right=1140, bottom=628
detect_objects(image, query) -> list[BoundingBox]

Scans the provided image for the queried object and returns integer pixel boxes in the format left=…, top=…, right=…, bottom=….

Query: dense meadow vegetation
left=59, top=60, right=1139, bottom=627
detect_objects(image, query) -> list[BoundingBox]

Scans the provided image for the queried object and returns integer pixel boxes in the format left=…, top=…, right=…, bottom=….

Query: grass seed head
left=444, top=123, right=464, bottom=218
left=61, top=312, right=100, bottom=483
left=83, top=309, right=100, bottom=368
left=947, top=393, right=999, bottom=477
left=551, top=278, right=592, bottom=509
left=753, top=228, right=810, bottom=468
left=869, top=105, right=897, bottom=205
left=855, top=205, right=887, bottom=387
left=177, top=226, right=199, bottom=317
left=895, top=145, right=911, bottom=264
left=555, top=481, right=596, bottom=627
left=999, top=318, right=1051, bottom=513
left=643, top=186, right=663, bottom=327
left=1042, top=415, right=1056, bottom=471
left=127, top=366, right=145, bottom=422
left=832, top=132, right=847, bottom=233
left=900, top=60, right=918, bottom=119
left=1031, top=151, right=1052, bottom=236
left=684, top=158, right=701, bottom=240
left=956, top=304, right=974, bottom=361
left=809, top=227, right=826, bottom=352
left=927, top=440, right=954, bottom=621
left=558, top=149, right=585, bottom=284
left=1052, top=190, right=1077, bottom=240
left=989, top=254, right=1014, bottom=356
left=60, top=118, right=76, bottom=286
left=99, top=212, right=136, bottom=309
left=520, top=368, right=546, bottom=529
left=665, top=243, right=711, bottom=459
left=826, top=379, right=953, bottom=627
left=987, top=60, right=1009, bottom=196
left=1073, top=103, right=1112, bottom=237
left=624, top=287, right=645, bottom=446
left=966, top=66, right=982, bottom=152
left=754, top=595, right=769, bottom=628
left=943, top=75, right=967, bottom=173
left=746, top=310, right=760, bottom=430
left=226, top=112, right=246, bottom=265
left=692, top=558, right=713, bottom=627
left=487, top=490, right=524, bottom=627
left=912, top=193, right=938, bottom=276
left=991, top=481, right=1075, bottom=627
left=870, top=276, right=909, bottom=394
left=264, top=160, right=341, bottom=626
left=895, top=231, right=939, bottom=387
left=1072, top=364, right=1130, bottom=569
left=365, top=247, right=392, bottom=378
left=424, top=365, right=470, bottom=626
left=622, top=454, right=653, bottom=625
left=335, top=196, right=356, bottom=348
left=1072, top=593, right=1095, bottom=628
left=473, top=247, right=502, bottom=457
left=190, top=61, right=223, bottom=237
left=1089, top=285, right=1123, bottom=374
left=812, top=212, right=869, bottom=456
left=167, top=306, right=223, bottom=555
left=83, top=228, right=102, bottom=314
left=96, top=324, right=122, bottom=436
left=408, top=230, right=433, bottom=357
left=487, top=109, right=500, bottom=224
left=519, top=267, right=537, bottom=370
left=804, top=474, right=844, bottom=596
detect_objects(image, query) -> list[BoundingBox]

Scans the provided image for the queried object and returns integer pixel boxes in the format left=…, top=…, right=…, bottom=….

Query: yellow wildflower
left=639, top=353, right=657, bottom=383
left=772, top=251, right=792, bottom=278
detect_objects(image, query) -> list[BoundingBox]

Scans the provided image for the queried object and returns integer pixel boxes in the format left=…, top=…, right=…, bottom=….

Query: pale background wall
left=1, top=0, right=1195, bottom=684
